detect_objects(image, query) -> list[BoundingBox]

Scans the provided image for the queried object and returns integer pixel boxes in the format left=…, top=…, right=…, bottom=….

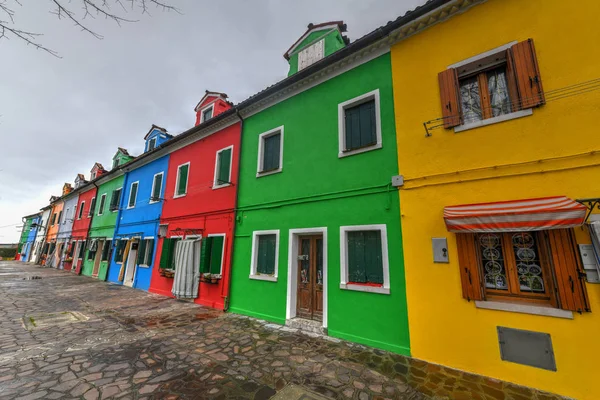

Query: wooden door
left=92, top=240, right=104, bottom=277
left=296, top=235, right=324, bottom=322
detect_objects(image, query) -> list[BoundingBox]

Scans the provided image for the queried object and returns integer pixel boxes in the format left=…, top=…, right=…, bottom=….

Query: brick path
left=0, top=261, right=424, bottom=399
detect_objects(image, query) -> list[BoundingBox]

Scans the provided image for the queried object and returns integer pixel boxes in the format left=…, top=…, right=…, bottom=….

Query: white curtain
left=589, top=222, right=600, bottom=273
left=46, top=245, right=57, bottom=268
left=171, top=239, right=200, bottom=299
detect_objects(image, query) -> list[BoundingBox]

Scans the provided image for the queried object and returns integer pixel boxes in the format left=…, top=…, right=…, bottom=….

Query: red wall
left=149, top=121, right=241, bottom=310
left=194, top=97, right=230, bottom=126
left=68, top=186, right=97, bottom=273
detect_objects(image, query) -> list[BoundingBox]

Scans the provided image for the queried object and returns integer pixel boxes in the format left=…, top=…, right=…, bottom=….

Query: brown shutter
left=456, top=233, right=484, bottom=301
left=547, top=229, right=590, bottom=313
left=505, top=49, right=521, bottom=112
left=438, top=68, right=462, bottom=128
left=510, top=39, right=545, bottom=109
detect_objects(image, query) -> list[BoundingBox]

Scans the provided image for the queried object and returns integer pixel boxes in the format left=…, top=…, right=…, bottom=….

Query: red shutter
left=456, top=233, right=484, bottom=301
left=438, top=68, right=462, bottom=128
left=547, top=229, right=590, bottom=313
left=510, top=39, right=545, bottom=109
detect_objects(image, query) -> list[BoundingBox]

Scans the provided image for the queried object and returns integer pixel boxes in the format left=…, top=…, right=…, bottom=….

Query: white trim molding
left=149, top=172, right=164, bottom=204
left=454, top=109, right=533, bottom=133
left=213, top=145, right=234, bottom=189
left=338, top=89, right=382, bottom=158
left=127, top=181, right=139, bottom=209
left=286, top=227, right=328, bottom=328
left=174, top=162, right=190, bottom=198
left=339, top=224, right=390, bottom=295
left=256, top=126, right=284, bottom=177
left=249, top=229, right=280, bottom=282
left=207, top=233, right=226, bottom=275
left=475, top=301, right=574, bottom=319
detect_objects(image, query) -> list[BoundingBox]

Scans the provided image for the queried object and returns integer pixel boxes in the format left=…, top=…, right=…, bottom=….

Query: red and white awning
left=444, top=196, right=587, bottom=233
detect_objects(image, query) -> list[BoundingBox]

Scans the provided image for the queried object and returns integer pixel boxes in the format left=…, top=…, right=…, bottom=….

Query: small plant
left=29, top=317, right=37, bottom=327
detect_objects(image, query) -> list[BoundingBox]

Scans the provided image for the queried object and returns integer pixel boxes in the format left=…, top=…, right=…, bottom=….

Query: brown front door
left=296, top=235, right=324, bottom=322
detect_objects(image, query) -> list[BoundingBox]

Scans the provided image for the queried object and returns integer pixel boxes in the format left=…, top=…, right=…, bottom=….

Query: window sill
left=475, top=300, right=573, bottom=319
left=173, top=194, right=187, bottom=199
left=454, top=109, right=533, bottom=133
left=249, top=274, right=277, bottom=282
left=212, top=183, right=231, bottom=190
left=126, top=206, right=135, bottom=210
left=340, top=283, right=390, bottom=295
left=256, top=169, right=282, bottom=178
left=338, top=142, right=382, bottom=158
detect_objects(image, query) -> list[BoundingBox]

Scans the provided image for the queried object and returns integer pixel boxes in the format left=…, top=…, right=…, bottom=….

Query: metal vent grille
left=497, top=326, right=556, bottom=371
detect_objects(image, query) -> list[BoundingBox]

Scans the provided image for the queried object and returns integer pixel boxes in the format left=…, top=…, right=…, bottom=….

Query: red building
left=149, top=92, right=240, bottom=310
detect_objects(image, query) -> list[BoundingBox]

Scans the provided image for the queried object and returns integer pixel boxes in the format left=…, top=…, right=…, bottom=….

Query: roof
left=194, top=90, right=230, bottom=112
left=144, top=124, right=173, bottom=140
left=76, top=174, right=85, bottom=180
left=91, top=162, right=104, bottom=171
left=284, top=21, right=347, bottom=60
left=117, top=147, right=130, bottom=156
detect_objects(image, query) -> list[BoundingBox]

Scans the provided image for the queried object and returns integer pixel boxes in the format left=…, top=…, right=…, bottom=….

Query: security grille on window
left=175, top=164, right=189, bottom=197
left=136, top=238, right=155, bottom=266
left=214, top=148, right=232, bottom=187
left=439, top=39, right=545, bottom=129
left=200, top=235, right=225, bottom=276
left=128, top=183, right=138, bottom=208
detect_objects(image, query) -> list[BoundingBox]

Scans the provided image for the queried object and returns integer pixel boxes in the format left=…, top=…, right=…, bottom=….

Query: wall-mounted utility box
left=579, top=244, right=600, bottom=283
left=432, top=237, right=449, bottom=263
left=497, top=326, right=556, bottom=371
left=391, top=175, right=404, bottom=187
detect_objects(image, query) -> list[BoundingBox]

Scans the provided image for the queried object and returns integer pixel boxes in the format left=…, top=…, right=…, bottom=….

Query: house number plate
left=297, top=255, right=309, bottom=261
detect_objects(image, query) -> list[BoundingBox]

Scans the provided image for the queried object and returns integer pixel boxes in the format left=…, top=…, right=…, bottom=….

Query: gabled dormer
left=90, top=162, right=106, bottom=180
left=194, top=91, right=233, bottom=126
left=144, top=124, right=173, bottom=153
left=49, top=195, right=59, bottom=203
left=62, top=183, right=73, bottom=196
left=74, top=174, right=87, bottom=189
left=112, top=148, right=134, bottom=169
left=284, top=21, right=349, bottom=76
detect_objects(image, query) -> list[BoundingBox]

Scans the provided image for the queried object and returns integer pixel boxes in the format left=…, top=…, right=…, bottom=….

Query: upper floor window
left=147, top=137, right=157, bottom=152
left=77, top=202, right=85, bottom=220
left=439, top=39, right=545, bottom=132
left=213, top=146, right=233, bottom=188
left=127, top=182, right=139, bottom=209
left=175, top=163, right=189, bottom=197
left=58, top=210, right=63, bottom=225
left=88, top=197, right=96, bottom=217
left=201, top=105, right=214, bottom=123
left=112, top=159, right=119, bottom=169
left=50, top=213, right=57, bottom=226
left=150, top=172, right=163, bottom=203
left=97, top=194, right=106, bottom=216
left=257, top=127, right=283, bottom=177
left=109, top=188, right=122, bottom=212
left=338, top=90, right=382, bottom=158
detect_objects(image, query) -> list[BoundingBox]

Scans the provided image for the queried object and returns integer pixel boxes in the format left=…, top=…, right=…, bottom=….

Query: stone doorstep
left=285, top=318, right=326, bottom=336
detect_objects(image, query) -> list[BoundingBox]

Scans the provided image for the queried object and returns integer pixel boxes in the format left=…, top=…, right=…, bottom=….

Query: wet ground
left=0, top=261, right=424, bottom=400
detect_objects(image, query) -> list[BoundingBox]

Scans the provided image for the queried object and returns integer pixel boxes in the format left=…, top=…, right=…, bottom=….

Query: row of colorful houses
left=16, top=1, right=600, bottom=398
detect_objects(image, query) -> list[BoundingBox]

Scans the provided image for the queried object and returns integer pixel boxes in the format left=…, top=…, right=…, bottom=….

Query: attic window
left=147, top=137, right=157, bottom=152
left=201, top=105, right=214, bottom=123
left=298, top=39, right=324, bottom=71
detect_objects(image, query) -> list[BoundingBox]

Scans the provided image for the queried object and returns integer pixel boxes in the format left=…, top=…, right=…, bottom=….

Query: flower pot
left=210, top=278, right=218, bottom=284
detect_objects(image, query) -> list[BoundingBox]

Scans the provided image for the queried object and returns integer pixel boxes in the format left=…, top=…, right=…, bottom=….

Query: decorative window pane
left=257, top=234, right=276, bottom=275
left=478, top=233, right=508, bottom=291
left=344, top=100, right=376, bottom=151
left=511, top=232, right=545, bottom=293
left=262, top=133, right=281, bottom=172
left=347, top=231, right=384, bottom=285
left=487, top=66, right=512, bottom=118
left=459, top=75, right=482, bottom=124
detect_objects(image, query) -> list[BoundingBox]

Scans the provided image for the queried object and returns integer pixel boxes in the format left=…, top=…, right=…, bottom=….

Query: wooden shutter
left=152, top=174, right=162, bottom=199
left=129, top=184, right=137, bottom=207
left=258, top=235, right=276, bottom=274
left=345, top=106, right=360, bottom=151
left=159, top=239, right=174, bottom=270
left=89, top=198, right=96, bottom=216
left=456, top=233, right=484, bottom=301
left=200, top=237, right=213, bottom=273
left=218, top=149, right=232, bottom=184
left=263, top=134, right=280, bottom=171
left=509, top=39, right=545, bottom=109
left=146, top=239, right=155, bottom=266
left=109, top=190, right=117, bottom=211
left=364, top=231, right=384, bottom=284
left=438, top=68, right=462, bottom=128
left=137, top=239, right=147, bottom=264
left=347, top=232, right=366, bottom=283
left=209, top=236, right=224, bottom=275
left=177, top=165, right=188, bottom=195
left=546, top=229, right=590, bottom=313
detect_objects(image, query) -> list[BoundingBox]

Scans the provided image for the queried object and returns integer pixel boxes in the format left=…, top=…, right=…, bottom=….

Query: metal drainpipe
left=223, top=109, right=244, bottom=312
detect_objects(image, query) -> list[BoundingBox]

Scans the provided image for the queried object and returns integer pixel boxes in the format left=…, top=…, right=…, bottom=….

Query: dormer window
left=298, top=39, right=324, bottom=71
left=112, top=159, right=118, bottom=169
left=201, top=105, right=214, bottom=123
left=147, top=137, right=157, bottom=152
left=91, top=172, right=96, bottom=180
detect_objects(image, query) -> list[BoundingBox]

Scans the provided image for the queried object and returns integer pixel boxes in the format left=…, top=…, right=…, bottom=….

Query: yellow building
left=390, top=0, right=600, bottom=398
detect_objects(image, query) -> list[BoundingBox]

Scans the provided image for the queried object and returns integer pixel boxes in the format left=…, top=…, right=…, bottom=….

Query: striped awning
left=444, top=196, right=587, bottom=233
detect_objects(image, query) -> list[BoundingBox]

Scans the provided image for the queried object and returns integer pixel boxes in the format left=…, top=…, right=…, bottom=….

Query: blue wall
left=107, top=155, right=169, bottom=290
left=23, top=215, right=40, bottom=262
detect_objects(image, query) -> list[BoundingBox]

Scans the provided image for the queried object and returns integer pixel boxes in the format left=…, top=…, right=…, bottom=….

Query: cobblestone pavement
left=0, top=261, right=424, bottom=400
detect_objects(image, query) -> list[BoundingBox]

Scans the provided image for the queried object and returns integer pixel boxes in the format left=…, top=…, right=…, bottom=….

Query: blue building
left=22, top=213, right=41, bottom=262
left=107, top=125, right=172, bottom=290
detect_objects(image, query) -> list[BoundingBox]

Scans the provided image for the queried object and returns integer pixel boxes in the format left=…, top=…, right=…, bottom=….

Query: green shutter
left=146, top=239, right=155, bottom=266
left=345, top=106, right=359, bottom=151
left=137, top=239, right=147, bottom=264
left=344, top=100, right=376, bottom=151
left=364, top=231, right=383, bottom=284
left=109, top=190, right=117, bottom=211
left=128, top=184, right=138, bottom=208
left=209, top=236, right=224, bottom=275
left=257, top=234, right=276, bottom=275
left=262, top=133, right=280, bottom=172
left=200, top=237, right=213, bottom=273
left=89, top=198, right=96, bottom=216
left=78, top=242, right=85, bottom=258
left=159, top=239, right=175, bottom=270
left=347, top=231, right=366, bottom=283
left=347, top=231, right=383, bottom=284
left=152, top=174, right=162, bottom=200
left=177, top=165, right=189, bottom=195
left=217, top=149, right=232, bottom=184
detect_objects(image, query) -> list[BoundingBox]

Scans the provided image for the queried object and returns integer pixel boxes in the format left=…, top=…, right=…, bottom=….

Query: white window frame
left=200, top=104, right=214, bottom=123
left=213, top=145, right=234, bottom=189
left=339, top=224, right=390, bottom=295
left=256, top=126, right=284, bottom=177
left=249, top=229, right=280, bottom=282
left=149, top=172, right=164, bottom=203
left=207, top=233, right=226, bottom=276
left=174, top=162, right=190, bottom=198
left=147, top=137, right=157, bottom=152
left=112, top=187, right=122, bottom=213
left=88, top=197, right=95, bottom=217
left=77, top=201, right=85, bottom=220
left=139, top=237, right=154, bottom=266
left=97, top=194, right=107, bottom=216
left=127, top=181, right=139, bottom=209
left=338, top=89, right=382, bottom=158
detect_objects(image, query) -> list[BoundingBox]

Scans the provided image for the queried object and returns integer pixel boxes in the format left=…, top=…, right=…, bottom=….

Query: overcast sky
left=0, top=0, right=422, bottom=242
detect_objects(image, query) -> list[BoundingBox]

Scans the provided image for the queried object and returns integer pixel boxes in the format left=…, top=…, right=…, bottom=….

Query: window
left=201, top=105, right=213, bottom=123
left=147, top=137, right=157, bottom=152
left=77, top=241, right=85, bottom=259
left=150, top=173, right=163, bottom=203
left=250, top=230, right=279, bottom=281
left=114, top=240, right=126, bottom=263
left=88, top=197, right=96, bottom=217
left=58, top=210, right=63, bottom=225
left=340, top=225, right=390, bottom=294
left=50, top=213, right=57, bottom=226
left=175, top=163, right=189, bottom=197
left=97, top=194, right=106, bottom=216
left=159, top=238, right=180, bottom=270
left=100, top=240, right=112, bottom=262
left=109, top=188, right=122, bottom=212
left=257, top=127, right=283, bottom=176
left=112, top=159, right=119, bottom=169
left=127, top=182, right=138, bottom=209
left=87, top=240, right=97, bottom=261
left=213, top=146, right=233, bottom=188
left=456, top=229, right=590, bottom=313
left=439, top=39, right=544, bottom=131
left=136, top=238, right=155, bottom=266
left=200, top=235, right=225, bottom=276
left=298, top=39, right=324, bottom=71
left=77, top=202, right=85, bottom=220
left=338, top=90, right=382, bottom=157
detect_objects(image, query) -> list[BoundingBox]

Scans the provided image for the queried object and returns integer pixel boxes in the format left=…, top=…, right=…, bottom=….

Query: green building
left=229, top=21, right=410, bottom=354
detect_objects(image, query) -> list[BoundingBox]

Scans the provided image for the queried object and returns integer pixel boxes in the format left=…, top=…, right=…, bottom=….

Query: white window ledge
left=249, top=274, right=277, bottom=282
left=212, top=183, right=231, bottom=190
left=475, top=300, right=573, bottom=319
left=256, top=169, right=282, bottom=178
left=338, top=142, right=382, bottom=159
left=340, top=283, right=390, bottom=295
left=454, top=109, right=533, bottom=133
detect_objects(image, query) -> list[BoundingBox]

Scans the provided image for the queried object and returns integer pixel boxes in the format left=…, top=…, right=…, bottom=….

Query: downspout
left=223, top=109, right=244, bottom=312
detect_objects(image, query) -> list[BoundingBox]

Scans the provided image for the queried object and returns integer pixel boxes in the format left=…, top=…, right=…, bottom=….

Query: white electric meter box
left=579, top=244, right=600, bottom=283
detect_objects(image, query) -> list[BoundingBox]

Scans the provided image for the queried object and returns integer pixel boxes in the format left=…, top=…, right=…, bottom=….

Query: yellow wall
left=390, top=0, right=600, bottom=398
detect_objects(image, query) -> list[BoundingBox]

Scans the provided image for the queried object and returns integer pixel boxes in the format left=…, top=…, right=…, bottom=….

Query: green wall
left=82, top=175, right=124, bottom=279
left=287, top=28, right=346, bottom=76
left=18, top=218, right=33, bottom=252
left=230, top=53, right=410, bottom=355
